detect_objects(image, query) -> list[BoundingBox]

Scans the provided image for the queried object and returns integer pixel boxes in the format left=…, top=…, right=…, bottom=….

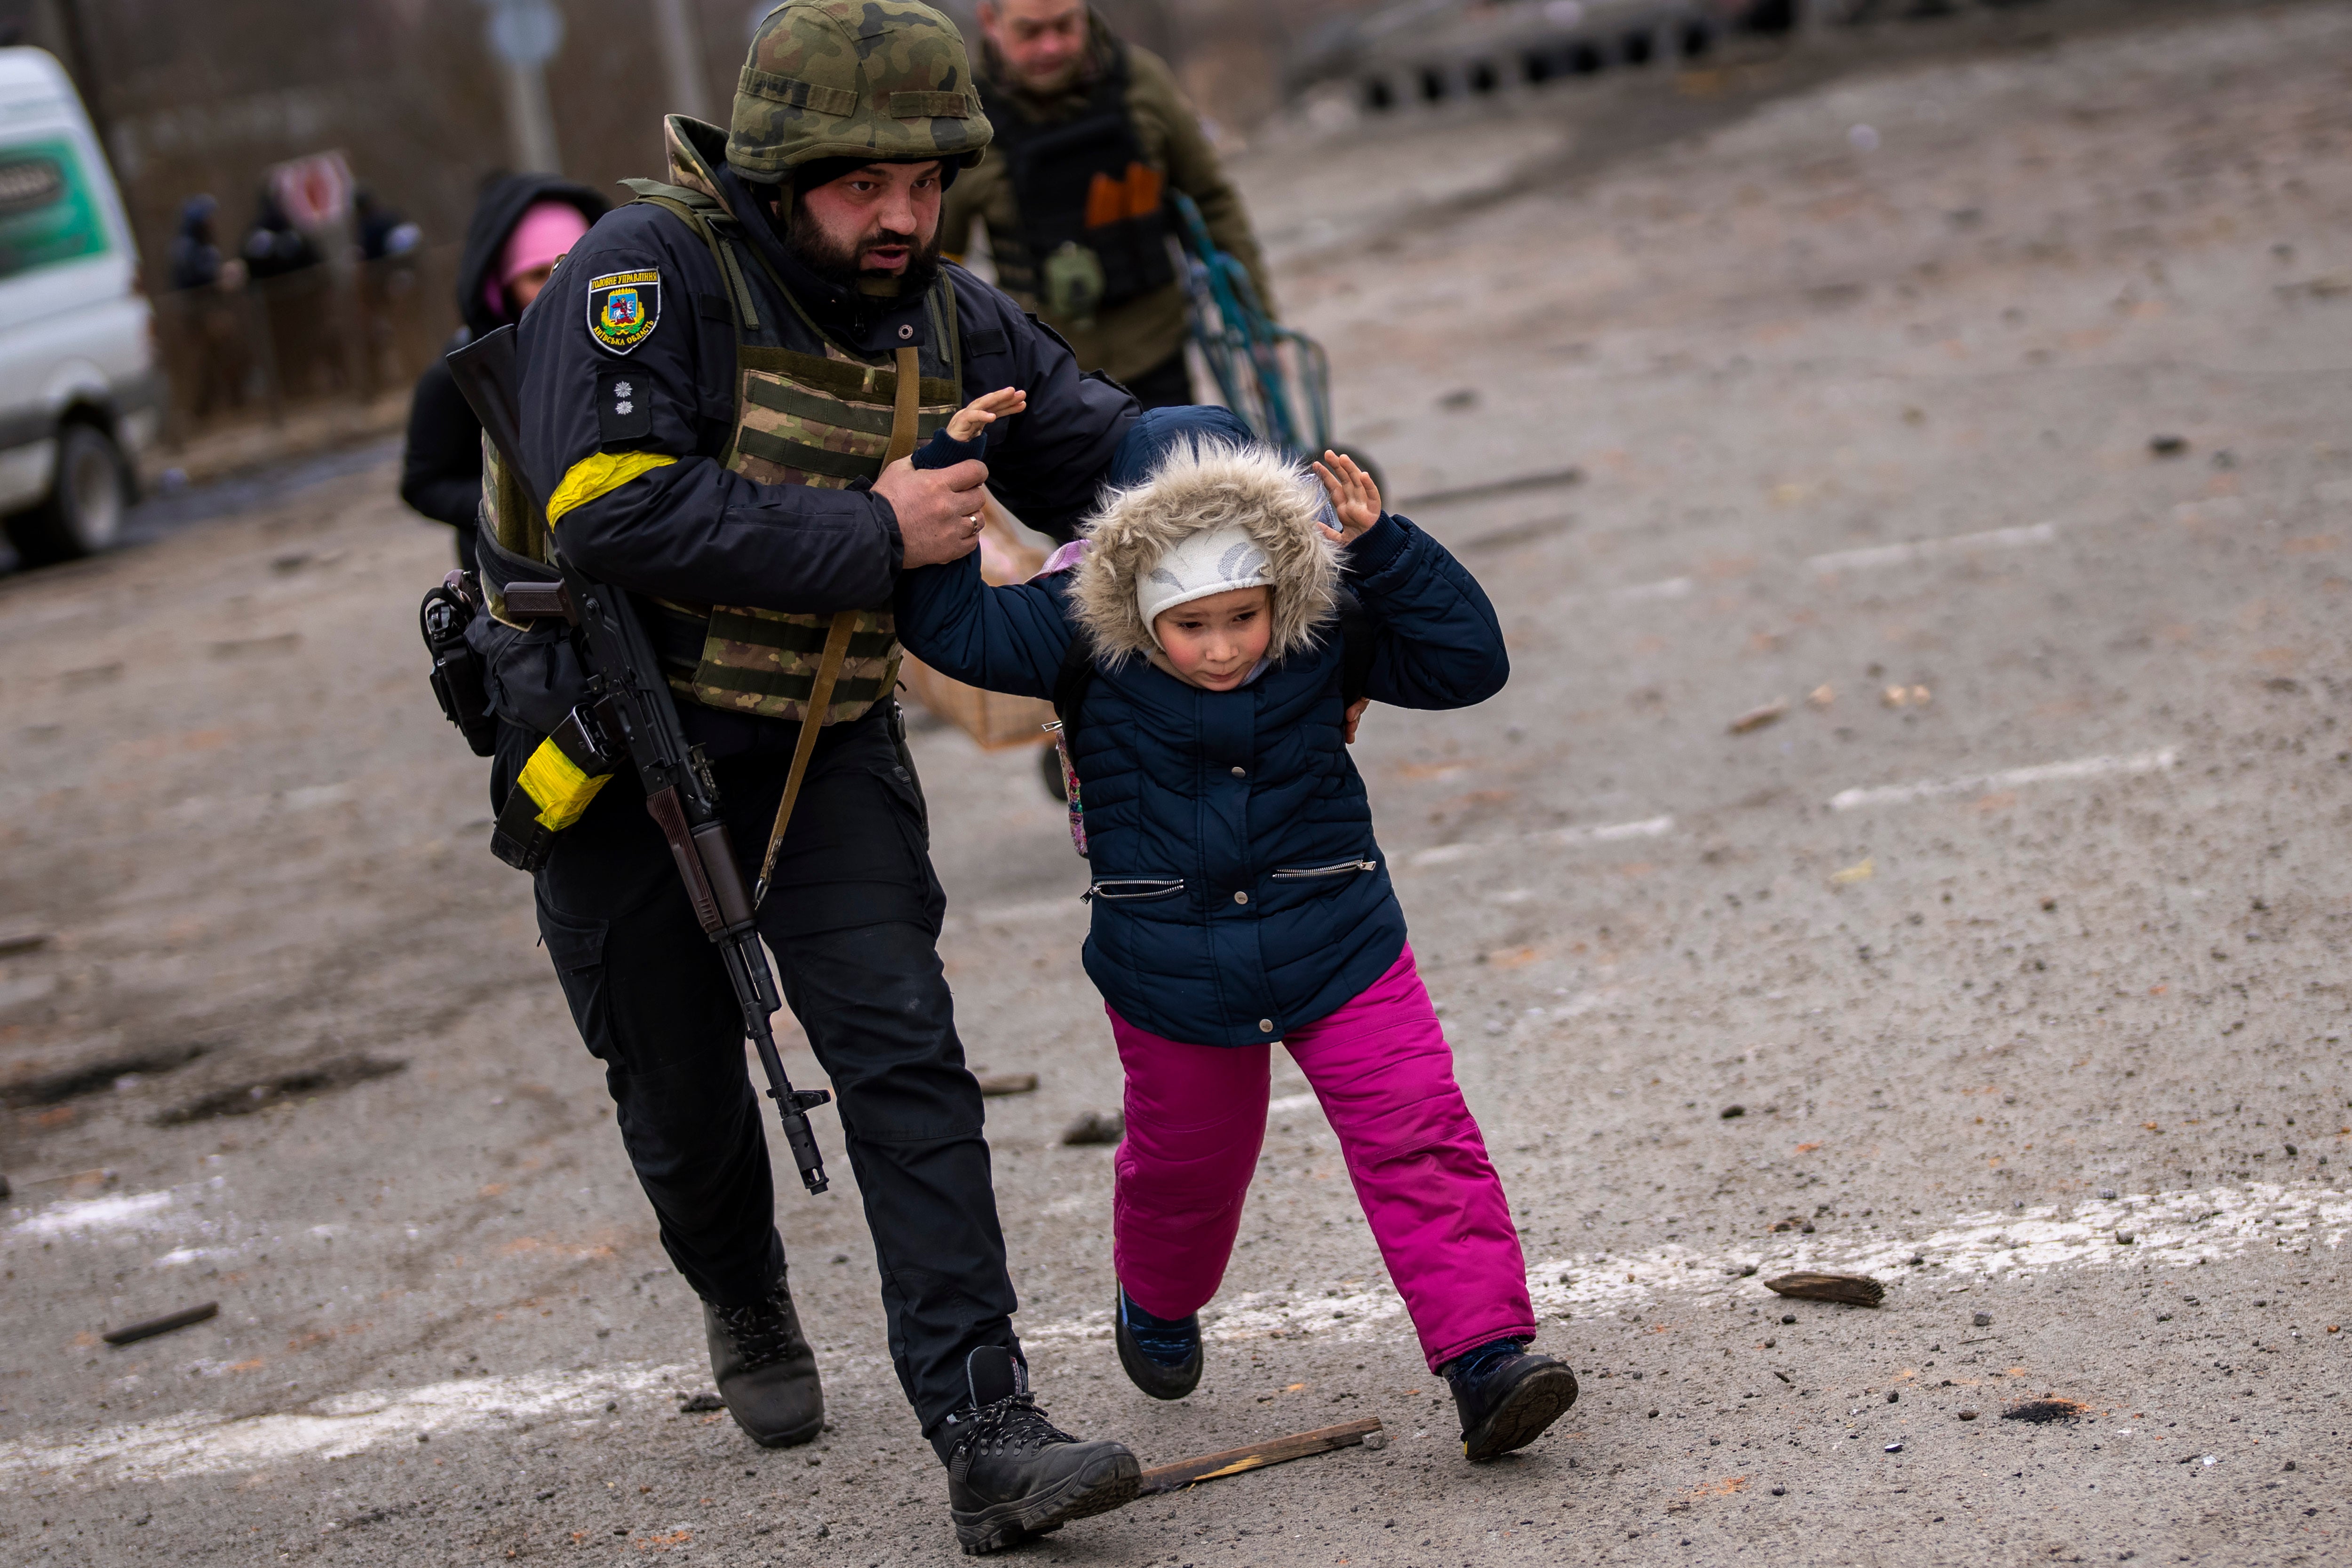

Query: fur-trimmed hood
left=1070, top=439, right=1339, bottom=668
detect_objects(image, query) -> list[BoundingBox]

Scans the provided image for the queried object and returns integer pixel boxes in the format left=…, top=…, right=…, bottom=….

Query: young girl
left=895, top=405, right=1577, bottom=1463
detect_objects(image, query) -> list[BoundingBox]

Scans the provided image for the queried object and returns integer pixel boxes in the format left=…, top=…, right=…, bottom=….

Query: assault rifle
left=444, top=325, right=833, bottom=1196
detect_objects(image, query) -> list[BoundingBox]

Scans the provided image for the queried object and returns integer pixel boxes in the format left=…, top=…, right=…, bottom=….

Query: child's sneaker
left=1443, top=1339, right=1577, bottom=1462
left=1113, top=1287, right=1202, bottom=1400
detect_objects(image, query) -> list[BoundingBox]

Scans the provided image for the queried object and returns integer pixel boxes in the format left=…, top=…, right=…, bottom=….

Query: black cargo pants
left=501, top=704, right=1019, bottom=1435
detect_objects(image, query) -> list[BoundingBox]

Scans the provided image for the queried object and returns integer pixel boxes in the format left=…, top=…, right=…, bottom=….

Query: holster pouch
left=490, top=705, right=620, bottom=873
left=420, top=572, right=498, bottom=758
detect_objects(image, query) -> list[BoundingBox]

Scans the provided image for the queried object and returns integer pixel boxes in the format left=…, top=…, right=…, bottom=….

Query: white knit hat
left=1135, top=524, right=1274, bottom=648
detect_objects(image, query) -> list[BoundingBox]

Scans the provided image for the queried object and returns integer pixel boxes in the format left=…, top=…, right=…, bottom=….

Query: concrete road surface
left=2, top=4, right=2347, bottom=1563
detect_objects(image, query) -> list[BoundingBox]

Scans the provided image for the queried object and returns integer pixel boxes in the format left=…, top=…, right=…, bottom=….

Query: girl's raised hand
left=1311, top=450, right=1382, bottom=543
left=946, top=386, right=1028, bottom=443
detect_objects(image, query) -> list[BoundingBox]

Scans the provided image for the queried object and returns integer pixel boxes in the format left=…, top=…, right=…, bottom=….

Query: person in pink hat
left=400, top=175, right=606, bottom=570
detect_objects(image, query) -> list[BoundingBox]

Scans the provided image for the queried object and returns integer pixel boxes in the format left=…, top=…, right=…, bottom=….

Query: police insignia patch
left=586, top=269, right=660, bottom=354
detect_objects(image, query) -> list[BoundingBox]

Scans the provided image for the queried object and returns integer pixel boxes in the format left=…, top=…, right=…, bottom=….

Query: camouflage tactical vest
left=624, top=179, right=964, bottom=726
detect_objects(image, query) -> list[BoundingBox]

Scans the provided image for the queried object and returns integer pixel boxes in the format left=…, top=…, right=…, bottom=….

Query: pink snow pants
left=1108, top=944, right=1536, bottom=1372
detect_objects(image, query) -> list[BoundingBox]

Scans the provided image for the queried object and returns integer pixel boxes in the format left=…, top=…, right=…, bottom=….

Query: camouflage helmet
left=727, top=0, right=993, bottom=180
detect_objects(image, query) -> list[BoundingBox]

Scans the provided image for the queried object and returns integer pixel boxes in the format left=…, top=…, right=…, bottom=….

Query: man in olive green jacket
left=941, top=0, right=1274, bottom=406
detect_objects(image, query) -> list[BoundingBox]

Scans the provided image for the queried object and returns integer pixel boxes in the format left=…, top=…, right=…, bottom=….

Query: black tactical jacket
left=514, top=165, right=1138, bottom=623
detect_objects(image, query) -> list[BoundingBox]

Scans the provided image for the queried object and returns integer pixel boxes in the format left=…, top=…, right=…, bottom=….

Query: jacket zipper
left=1083, top=878, right=1186, bottom=903
left=1270, top=858, right=1379, bottom=880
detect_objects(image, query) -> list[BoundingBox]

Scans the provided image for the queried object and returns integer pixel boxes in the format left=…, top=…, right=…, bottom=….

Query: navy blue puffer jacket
left=895, top=432, right=1507, bottom=1046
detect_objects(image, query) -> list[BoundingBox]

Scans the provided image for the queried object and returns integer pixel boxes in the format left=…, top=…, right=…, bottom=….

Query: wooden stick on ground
left=1138, top=1417, right=1385, bottom=1496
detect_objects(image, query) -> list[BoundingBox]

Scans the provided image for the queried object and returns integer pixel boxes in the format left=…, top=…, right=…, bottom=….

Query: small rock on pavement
left=2001, top=1399, right=2087, bottom=1424
left=678, top=1393, right=725, bottom=1414
left=1765, top=1271, right=1884, bottom=1307
left=1973, top=1311, right=1993, bottom=1327
left=1728, top=699, right=1789, bottom=735
left=1884, top=1442, right=1903, bottom=1453
left=1958, top=1410, right=1980, bottom=1421
left=1063, top=1110, right=1124, bottom=1146
left=1721, top=1104, right=1746, bottom=1119
left=974, top=1072, right=1039, bottom=1097
left=2149, top=434, right=2190, bottom=457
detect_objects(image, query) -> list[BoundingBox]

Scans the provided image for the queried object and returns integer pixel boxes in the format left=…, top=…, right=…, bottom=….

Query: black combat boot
left=703, top=1272, right=823, bottom=1449
left=1113, top=1286, right=1201, bottom=1400
left=1443, top=1338, right=1577, bottom=1462
left=935, top=1345, right=1140, bottom=1554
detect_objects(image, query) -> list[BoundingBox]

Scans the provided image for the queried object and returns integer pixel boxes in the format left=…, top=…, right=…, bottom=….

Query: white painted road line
left=1829, top=748, right=2178, bottom=811
left=1028, top=1180, right=2347, bottom=1351
left=5, top=1181, right=2336, bottom=1485
left=1807, top=521, right=2057, bottom=573
left=1407, top=815, right=1675, bottom=869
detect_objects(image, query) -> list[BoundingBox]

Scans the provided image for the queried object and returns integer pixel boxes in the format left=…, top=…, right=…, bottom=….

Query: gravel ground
left=3, top=4, right=2348, bottom=1564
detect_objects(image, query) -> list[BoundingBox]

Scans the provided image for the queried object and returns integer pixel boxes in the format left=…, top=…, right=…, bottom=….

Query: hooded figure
left=399, top=173, right=606, bottom=568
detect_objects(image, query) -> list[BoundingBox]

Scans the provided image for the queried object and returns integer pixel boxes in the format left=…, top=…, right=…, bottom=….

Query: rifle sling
left=755, top=344, right=925, bottom=903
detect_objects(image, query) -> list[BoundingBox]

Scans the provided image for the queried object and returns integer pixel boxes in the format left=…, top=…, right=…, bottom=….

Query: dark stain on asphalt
left=3, top=1043, right=210, bottom=1107
left=153, top=1053, right=404, bottom=1124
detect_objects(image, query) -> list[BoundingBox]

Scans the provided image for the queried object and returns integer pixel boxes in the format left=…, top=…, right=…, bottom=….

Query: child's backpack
left=1045, top=600, right=1378, bottom=858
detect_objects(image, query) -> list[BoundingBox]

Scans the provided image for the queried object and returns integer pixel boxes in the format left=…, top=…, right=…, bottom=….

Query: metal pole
left=482, top=0, right=567, bottom=174
left=503, top=56, right=563, bottom=173
left=651, top=0, right=713, bottom=122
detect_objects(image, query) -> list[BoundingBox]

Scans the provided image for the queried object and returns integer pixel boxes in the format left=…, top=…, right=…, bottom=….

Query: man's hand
left=876, top=455, right=990, bottom=568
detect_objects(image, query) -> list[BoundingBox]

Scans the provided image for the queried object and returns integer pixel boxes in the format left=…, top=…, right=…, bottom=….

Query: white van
left=0, top=47, right=158, bottom=565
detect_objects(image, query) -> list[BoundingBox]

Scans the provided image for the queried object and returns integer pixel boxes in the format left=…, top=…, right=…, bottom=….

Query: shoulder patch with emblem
left=586, top=268, right=660, bottom=355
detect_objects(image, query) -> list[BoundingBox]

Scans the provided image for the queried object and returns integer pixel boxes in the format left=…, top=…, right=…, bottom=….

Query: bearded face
left=784, top=189, right=944, bottom=295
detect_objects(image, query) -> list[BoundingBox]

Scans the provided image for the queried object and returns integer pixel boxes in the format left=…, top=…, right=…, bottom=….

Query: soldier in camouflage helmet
left=940, top=0, right=1275, bottom=405
left=506, top=0, right=1144, bottom=1550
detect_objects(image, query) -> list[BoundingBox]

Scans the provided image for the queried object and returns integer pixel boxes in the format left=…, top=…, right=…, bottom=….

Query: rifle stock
left=445, top=326, right=833, bottom=1196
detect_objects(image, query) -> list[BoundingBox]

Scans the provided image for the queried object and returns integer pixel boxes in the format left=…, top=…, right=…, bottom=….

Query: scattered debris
left=4, top=1045, right=210, bottom=1109
left=1958, top=1410, right=1980, bottom=1421
left=0, top=929, right=49, bottom=958
left=154, top=1055, right=405, bottom=1125
left=974, top=1073, right=1039, bottom=1097
left=1062, top=1111, right=1124, bottom=1146
left=2002, top=1399, right=2086, bottom=1425
left=1139, top=1417, right=1383, bottom=1496
left=1881, top=684, right=1932, bottom=709
left=1883, top=1442, right=1903, bottom=1453
left=1764, top=1272, right=1883, bottom=1307
left=103, top=1301, right=219, bottom=1346
left=1806, top=684, right=1835, bottom=708
left=1973, top=1311, right=1993, bottom=1327
left=2148, top=434, right=2190, bottom=458
left=1728, top=699, right=1789, bottom=735
left=1720, top=1104, right=1746, bottom=1119
left=677, top=1393, right=725, bottom=1414
left=1830, top=858, right=1875, bottom=887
